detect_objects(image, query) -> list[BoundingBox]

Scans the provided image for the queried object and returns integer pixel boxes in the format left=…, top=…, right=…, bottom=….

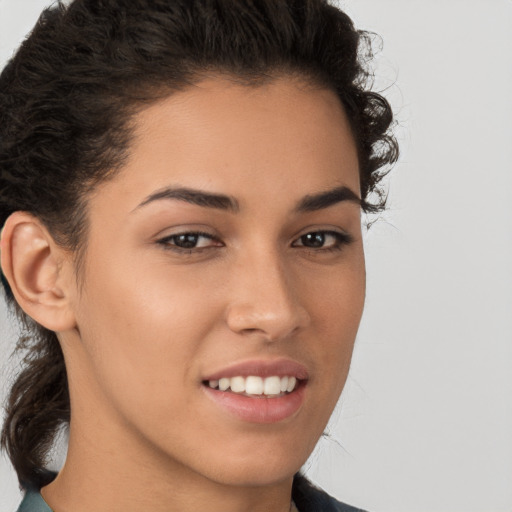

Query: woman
left=0, top=0, right=397, bottom=511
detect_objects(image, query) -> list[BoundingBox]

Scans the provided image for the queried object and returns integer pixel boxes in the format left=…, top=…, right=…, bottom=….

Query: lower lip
left=202, top=383, right=306, bottom=424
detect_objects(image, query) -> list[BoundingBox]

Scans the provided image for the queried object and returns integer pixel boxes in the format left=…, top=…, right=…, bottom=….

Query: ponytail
left=1, top=322, right=70, bottom=489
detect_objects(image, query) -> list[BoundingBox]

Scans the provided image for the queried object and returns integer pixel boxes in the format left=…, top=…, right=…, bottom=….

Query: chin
left=191, top=440, right=312, bottom=488
left=204, top=460, right=301, bottom=488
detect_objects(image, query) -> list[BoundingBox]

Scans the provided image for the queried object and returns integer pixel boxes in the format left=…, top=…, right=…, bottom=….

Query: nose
left=225, top=249, right=311, bottom=342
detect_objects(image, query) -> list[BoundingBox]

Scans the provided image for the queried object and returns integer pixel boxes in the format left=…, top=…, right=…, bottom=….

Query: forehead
left=93, top=76, right=360, bottom=215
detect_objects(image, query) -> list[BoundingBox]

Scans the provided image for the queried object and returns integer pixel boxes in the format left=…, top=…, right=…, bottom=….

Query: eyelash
left=156, top=230, right=353, bottom=254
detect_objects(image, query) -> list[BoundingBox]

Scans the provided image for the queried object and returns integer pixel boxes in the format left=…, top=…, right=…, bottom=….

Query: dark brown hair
left=0, top=0, right=398, bottom=490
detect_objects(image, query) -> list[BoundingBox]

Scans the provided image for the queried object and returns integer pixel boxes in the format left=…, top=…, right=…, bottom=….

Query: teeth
left=207, top=376, right=299, bottom=396
left=230, top=376, right=245, bottom=393
left=219, top=378, right=230, bottom=391
left=286, top=376, right=297, bottom=393
left=245, top=376, right=263, bottom=395
left=263, top=376, right=281, bottom=395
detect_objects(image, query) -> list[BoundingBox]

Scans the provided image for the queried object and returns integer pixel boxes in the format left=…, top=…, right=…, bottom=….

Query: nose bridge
left=225, top=243, right=309, bottom=340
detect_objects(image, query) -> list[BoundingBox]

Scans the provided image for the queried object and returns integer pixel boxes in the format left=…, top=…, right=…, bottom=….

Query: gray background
left=1, top=1, right=511, bottom=511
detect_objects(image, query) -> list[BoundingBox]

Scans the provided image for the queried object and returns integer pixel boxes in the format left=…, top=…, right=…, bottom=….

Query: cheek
left=306, top=249, right=365, bottom=323
left=73, top=253, right=222, bottom=417
left=303, top=255, right=365, bottom=388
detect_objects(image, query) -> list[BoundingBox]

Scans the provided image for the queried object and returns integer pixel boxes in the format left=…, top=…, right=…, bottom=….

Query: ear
left=1, top=212, right=77, bottom=332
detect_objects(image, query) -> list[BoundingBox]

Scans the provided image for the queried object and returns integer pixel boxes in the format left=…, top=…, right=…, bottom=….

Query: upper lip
left=202, top=358, right=309, bottom=381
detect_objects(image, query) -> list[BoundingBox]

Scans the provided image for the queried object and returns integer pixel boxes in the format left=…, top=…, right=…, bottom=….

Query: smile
left=206, top=375, right=298, bottom=397
left=201, top=359, right=308, bottom=423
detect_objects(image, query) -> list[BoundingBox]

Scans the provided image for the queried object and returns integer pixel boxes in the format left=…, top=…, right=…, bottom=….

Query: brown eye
left=300, top=232, right=326, bottom=248
left=173, top=234, right=202, bottom=249
left=293, top=231, right=353, bottom=251
left=157, top=231, right=222, bottom=252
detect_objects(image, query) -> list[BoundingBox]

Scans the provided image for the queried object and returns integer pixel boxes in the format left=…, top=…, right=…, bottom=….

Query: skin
left=3, top=76, right=365, bottom=512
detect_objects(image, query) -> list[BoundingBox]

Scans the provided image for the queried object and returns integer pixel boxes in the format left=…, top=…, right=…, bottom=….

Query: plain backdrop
left=1, top=1, right=511, bottom=511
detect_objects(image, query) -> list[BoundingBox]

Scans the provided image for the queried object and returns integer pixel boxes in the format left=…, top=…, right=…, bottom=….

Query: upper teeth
left=207, top=376, right=297, bottom=395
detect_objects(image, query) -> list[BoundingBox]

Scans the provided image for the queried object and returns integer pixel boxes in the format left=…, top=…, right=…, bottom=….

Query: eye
left=292, top=230, right=352, bottom=251
left=157, top=231, right=222, bottom=252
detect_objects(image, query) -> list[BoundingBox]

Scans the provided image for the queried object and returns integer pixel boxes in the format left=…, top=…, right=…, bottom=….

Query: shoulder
left=292, top=474, right=368, bottom=512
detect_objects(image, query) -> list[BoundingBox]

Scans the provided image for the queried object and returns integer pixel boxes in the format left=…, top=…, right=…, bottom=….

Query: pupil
left=176, top=234, right=198, bottom=248
left=302, top=233, right=324, bottom=247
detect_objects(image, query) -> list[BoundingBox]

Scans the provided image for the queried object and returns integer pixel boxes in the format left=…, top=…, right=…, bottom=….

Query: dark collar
left=292, top=474, right=368, bottom=512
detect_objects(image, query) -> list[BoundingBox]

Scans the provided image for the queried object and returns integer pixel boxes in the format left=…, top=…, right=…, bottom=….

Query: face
left=62, top=76, right=365, bottom=488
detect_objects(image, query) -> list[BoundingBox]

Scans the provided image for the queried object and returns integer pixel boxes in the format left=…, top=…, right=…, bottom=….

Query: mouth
left=201, top=359, right=308, bottom=423
left=202, top=375, right=301, bottom=398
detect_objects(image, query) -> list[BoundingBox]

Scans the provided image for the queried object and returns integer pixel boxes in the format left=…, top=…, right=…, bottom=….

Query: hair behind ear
left=1, top=212, right=74, bottom=489
left=1, top=322, right=69, bottom=489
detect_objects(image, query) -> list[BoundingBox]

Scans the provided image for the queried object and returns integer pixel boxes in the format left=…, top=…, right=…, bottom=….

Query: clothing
left=17, top=474, right=367, bottom=512
left=292, top=475, right=367, bottom=512
left=16, top=490, right=52, bottom=512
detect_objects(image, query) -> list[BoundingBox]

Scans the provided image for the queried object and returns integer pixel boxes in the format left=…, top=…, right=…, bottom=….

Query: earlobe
left=0, top=212, right=77, bottom=332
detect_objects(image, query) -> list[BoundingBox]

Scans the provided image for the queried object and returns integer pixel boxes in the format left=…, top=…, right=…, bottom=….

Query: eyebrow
left=136, top=187, right=240, bottom=212
left=295, top=186, right=361, bottom=212
left=135, top=185, right=361, bottom=213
